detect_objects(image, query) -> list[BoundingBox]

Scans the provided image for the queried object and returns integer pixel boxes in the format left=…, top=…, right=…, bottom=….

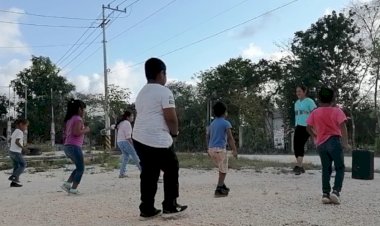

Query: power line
left=64, top=46, right=103, bottom=75
left=0, top=42, right=98, bottom=49
left=61, top=9, right=128, bottom=73
left=109, top=0, right=177, bottom=41
left=126, top=0, right=300, bottom=69
left=56, top=13, right=103, bottom=65
left=0, top=20, right=96, bottom=28
left=0, top=9, right=100, bottom=21
left=133, top=0, right=250, bottom=58
left=60, top=32, right=103, bottom=70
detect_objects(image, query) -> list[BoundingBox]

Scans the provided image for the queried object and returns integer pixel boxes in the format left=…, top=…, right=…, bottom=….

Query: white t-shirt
left=132, top=83, right=175, bottom=148
left=10, top=128, right=24, bottom=153
left=117, top=120, right=132, bottom=142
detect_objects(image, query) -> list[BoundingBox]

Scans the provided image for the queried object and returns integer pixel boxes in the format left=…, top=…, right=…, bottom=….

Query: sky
left=0, top=0, right=372, bottom=101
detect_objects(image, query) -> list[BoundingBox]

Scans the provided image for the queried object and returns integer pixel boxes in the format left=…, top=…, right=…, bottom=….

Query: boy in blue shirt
left=207, top=102, right=237, bottom=197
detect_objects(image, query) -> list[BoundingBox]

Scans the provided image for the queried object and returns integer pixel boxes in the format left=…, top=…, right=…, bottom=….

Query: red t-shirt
left=306, top=107, right=347, bottom=146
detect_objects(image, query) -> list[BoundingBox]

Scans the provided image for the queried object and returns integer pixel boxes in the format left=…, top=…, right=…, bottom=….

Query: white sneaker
left=60, top=182, right=71, bottom=192
left=330, top=191, right=340, bottom=205
left=68, top=188, right=80, bottom=195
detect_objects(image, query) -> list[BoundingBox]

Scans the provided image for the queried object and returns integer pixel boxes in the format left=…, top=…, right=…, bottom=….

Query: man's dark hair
left=213, top=102, right=227, bottom=117
left=318, top=87, right=334, bottom=104
left=14, top=118, right=28, bottom=126
left=145, top=58, right=166, bottom=80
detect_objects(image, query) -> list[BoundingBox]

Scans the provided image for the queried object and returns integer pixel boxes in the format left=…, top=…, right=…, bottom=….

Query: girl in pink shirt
left=60, top=99, right=90, bottom=194
left=306, top=87, right=350, bottom=205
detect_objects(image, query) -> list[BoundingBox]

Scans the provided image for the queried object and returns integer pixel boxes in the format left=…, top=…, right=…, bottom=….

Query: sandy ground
left=240, top=155, right=380, bottom=170
left=0, top=165, right=379, bottom=226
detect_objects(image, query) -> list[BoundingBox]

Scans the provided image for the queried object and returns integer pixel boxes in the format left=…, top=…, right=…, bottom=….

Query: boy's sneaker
left=300, top=167, right=305, bottom=174
left=139, top=208, right=161, bottom=220
left=119, top=174, right=128, bottom=178
left=60, top=182, right=71, bottom=192
left=330, top=190, right=340, bottom=205
left=321, top=193, right=331, bottom=204
left=214, top=187, right=229, bottom=198
left=10, top=182, right=22, bottom=187
left=8, top=175, right=20, bottom=183
left=162, top=203, right=187, bottom=218
left=68, top=188, right=80, bottom=195
left=293, top=166, right=299, bottom=172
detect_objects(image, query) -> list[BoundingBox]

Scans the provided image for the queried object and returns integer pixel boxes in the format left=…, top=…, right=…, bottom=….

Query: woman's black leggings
left=293, top=125, right=310, bottom=158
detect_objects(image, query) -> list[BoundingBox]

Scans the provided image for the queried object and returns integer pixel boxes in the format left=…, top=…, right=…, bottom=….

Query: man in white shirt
left=133, top=58, right=187, bottom=219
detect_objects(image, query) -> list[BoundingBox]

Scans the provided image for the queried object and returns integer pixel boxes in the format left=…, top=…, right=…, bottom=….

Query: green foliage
left=0, top=95, right=8, bottom=117
left=12, top=56, right=75, bottom=142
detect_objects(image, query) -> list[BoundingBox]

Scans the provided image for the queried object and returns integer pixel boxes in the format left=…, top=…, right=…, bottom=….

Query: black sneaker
left=293, top=166, right=299, bottom=172
left=221, top=184, right=230, bottom=192
left=162, top=204, right=187, bottom=218
left=321, top=193, right=331, bottom=204
left=8, top=175, right=20, bottom=183
left=10, top=182, right=22, bottom=187
left=294, top=167, right=302, bottom=175
left=214, top=187, right=229, bottom=198
left=300, top=167, right=305, bottom=174
left=139, top=209, right=161, bottom=220
left=330, top=190, right=340, bottom=205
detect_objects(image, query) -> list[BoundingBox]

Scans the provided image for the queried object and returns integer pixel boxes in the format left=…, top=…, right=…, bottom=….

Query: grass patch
left=177, top=152, right=311, bottom=170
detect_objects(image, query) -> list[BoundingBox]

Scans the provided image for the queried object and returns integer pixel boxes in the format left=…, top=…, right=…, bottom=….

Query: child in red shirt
left=306, top=87, right=350, bottom=205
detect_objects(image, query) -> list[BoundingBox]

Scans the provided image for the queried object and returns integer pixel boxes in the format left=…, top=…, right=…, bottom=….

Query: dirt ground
left=0, top=166, right=379, bottom=226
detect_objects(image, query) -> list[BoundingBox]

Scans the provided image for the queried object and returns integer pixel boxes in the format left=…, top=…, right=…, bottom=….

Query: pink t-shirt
left=64, top=115, right=84, bottom=147
left=306, top=107, right=347, bottom=146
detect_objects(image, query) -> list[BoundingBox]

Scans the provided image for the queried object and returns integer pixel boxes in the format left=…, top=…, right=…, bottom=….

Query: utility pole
left=24, top=85, right=28, bottom=145
left=7, top=85, right=11, bottom=147
left=50, top=88, right=55, bottom=147
left=101, top=4, right=126, bottom=151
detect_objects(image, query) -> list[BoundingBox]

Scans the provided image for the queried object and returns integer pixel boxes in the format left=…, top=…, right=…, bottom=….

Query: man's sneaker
left=321, top=193, right=331, bottom=204
left=220, top=184, right=230, bottom=192
left=68, top=188, right=80, bottom=195
left=119, top=174, right=128, bottom=178
left=10, top=182, right=22, bottom=187
left=162, top=204, right=187, bottom=218
left=139, top=209, right=161, bottom=220
left=293, top=166, right=299, bottom=172
left=300, top=167, right=305, bottom=174
left=294, top=167, right=302, bottom=175
left=330, top=190, right=340, bottom=204
left=214, top=187, right=229, bottom=198
left=8, top=175, right=20, bottom=183
left=60, top=182, right=71, bottom=192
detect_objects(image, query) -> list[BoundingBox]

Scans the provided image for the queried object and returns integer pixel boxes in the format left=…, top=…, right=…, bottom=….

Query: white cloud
left=241, top=43, right=265, bottom=59
left=324, top=8, right=333, bottom=16
left=0, top=59, right=31, bottom=95
left=0, top=8, right=30, bottom=56
left=241, top=43, right=293, bottom=62
left=67, top=60, right=145, bottom=102
left=269, top=51, right=292, bottom=61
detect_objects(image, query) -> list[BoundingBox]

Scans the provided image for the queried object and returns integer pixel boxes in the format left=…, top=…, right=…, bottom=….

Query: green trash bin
left=352, top=149, right=374, bottom=180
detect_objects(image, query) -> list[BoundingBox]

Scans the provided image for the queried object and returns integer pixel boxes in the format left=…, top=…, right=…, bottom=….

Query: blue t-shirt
left=208, top=117, right=232, bottom=149
left=294, top=97, right=316, bottom=126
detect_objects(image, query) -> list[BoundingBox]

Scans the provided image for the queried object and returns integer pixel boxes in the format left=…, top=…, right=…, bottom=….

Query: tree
left=75, top=85, right=131, bottom=147
left=0, top=95, right=8, bottom=119
left=275, top=11, right=367, bottom=147
left=167, top=81, right=206, bottom=151
left=197, top=57, right=274, bottom=152
left=12, top=56, right=75, bottom=142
